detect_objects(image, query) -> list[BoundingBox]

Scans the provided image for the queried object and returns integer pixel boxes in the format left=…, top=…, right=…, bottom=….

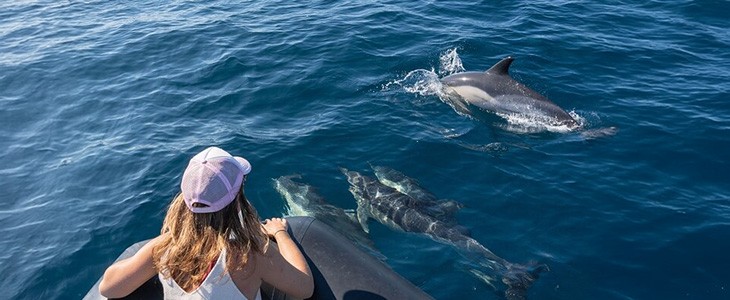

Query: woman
left=99, top=147, right=314, bottom=299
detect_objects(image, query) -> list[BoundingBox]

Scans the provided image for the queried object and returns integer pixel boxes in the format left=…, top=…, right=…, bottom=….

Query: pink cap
left=181, top=147, right=252, bottom=213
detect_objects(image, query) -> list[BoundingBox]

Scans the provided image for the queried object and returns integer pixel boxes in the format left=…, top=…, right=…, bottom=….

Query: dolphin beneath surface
left=371, top=164, right=439, bottom=202
left=441, top=56, right=579, bottom=128
left=371, top=165, right=463, bottom=221
left=273, top=175, right=375, bottom=250
left=342, top=168, right=547, bottom=300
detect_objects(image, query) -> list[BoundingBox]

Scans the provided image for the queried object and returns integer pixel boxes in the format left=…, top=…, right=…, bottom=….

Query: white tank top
left=159, top=248, right=262, bottom=300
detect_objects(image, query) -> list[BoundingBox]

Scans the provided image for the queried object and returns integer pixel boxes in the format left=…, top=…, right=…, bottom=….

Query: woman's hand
left=263, top=217, right=288, bottom=239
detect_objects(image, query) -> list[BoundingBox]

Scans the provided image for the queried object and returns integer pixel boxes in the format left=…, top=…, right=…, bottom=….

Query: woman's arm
left=98, top=235, right=162, bottom=298
left=260, top=218, right=314, bottom=299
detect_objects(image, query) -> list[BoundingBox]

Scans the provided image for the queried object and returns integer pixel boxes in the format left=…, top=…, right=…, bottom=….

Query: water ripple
left=1, top=1, right=729, bottom=299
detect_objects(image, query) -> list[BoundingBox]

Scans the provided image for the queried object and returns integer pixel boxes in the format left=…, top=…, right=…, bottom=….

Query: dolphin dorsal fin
left=423, top=199, right=464, bottom=223
left=486, top=56, right=514, bottom=75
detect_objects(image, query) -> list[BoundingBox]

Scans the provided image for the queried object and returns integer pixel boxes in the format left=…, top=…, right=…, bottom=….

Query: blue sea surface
left=1, top=1, right=729, bottom=299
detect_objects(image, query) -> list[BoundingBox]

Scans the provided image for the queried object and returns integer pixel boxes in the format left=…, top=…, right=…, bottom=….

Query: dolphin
left=371, top=165, right=463, bottom=222
left=441, top=56, right=578, bottom=128
left=371, top=165, right=439, bottom=202
left=342, top=168, right=547, bottom=300
left=273, top=174, right=375, bottom=249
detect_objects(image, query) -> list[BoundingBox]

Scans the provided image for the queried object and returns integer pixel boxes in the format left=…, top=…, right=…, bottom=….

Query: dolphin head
left=273, top=174, right=302, bottom=191
left=371, top=165, right=406, bottom=186
left=341, top=168, right=379, bottom=187
left=341, top=167, right=365, bottom=199
left=273, top=174, right=319, bottom=216
left=441, top=72, right=489, bottom=88
left=441, top=56, right=514, bottom=97
left=340, top=167, right=361, bottom=186
left=273, top=175, right=306, bottom=201
left=341, top=168, right=381, bottom=205
left=440, top=72, right=493, bottom=101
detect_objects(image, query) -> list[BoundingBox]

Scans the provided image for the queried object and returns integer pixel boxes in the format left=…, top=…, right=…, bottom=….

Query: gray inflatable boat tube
left=85, top=216, right=433, bottom=300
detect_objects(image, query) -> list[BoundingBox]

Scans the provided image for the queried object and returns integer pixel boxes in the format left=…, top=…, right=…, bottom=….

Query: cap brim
left=234, top=156, right=252, bottom=175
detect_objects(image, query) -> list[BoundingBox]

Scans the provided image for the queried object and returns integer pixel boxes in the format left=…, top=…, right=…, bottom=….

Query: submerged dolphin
left=441, top=56, right=578, bottom=128
left=342, top=168, right=547, bottom=299
left=371, top=165, right=463, bottom=222
left=372, top=165, right=439, bottom=202
left=273, top=175, right=375, bottom=249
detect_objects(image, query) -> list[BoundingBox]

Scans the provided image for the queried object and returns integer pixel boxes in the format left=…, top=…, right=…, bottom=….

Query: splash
left=383, top=50, right=472, bottom=118
left=383, top=47, right=464, bottom=97
left=438, top=47, right=465, bottom=76
left=384, top=68, right=443, bottom=97
left=496, top=110, right=585, bottom=134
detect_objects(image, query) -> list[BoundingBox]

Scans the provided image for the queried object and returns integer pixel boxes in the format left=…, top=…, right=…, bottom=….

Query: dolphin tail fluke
left=502, top=262, right=549, bottom=300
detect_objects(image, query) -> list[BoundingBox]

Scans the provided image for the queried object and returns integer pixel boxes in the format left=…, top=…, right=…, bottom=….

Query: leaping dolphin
left=441, top=56, right=579, bottom=128
left=342, top=168, right=547, bottom=299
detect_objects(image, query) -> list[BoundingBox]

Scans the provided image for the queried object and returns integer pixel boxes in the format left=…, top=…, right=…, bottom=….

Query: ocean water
left=1, top=1, right=729, bottom=299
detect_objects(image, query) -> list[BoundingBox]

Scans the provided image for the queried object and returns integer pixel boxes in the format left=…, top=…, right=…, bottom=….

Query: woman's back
left=160, top=248, right=263, bottom=300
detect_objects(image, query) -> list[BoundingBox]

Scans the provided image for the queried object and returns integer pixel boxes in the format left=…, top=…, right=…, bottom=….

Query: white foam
left=438, top=47, right=465, bottom=76
left=384, top=68, right=442, bottom=96
left=492, top=109, right=587, bottom=134
left=383, top=47, right=465, bottom=97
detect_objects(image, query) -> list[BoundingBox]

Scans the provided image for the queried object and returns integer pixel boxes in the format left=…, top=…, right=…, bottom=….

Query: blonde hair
left=152, top=190, right=269, bottom=291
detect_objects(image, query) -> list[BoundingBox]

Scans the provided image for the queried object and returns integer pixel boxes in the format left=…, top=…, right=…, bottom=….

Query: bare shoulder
left=258, top=241, right=282, bottom=267
left=224, top=245, right=267, bottom=276
left=145, top=235, right=165, bottom=250
left=135, top=234, right=165, bottom=260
